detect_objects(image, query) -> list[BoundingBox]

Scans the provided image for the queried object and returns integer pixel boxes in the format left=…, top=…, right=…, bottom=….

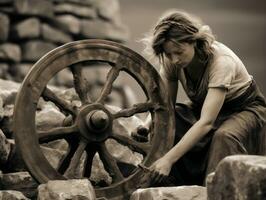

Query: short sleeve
left=159, top=61, right=178, bottom=82
left=208, top=55, right=236, bottom=90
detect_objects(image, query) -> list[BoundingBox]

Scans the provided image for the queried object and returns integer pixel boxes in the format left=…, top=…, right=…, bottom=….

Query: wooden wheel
left=13, top=39, right=175, bottom=199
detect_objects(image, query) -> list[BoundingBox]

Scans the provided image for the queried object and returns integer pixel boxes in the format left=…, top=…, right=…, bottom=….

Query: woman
left=135, top=9, right=266, bottom=186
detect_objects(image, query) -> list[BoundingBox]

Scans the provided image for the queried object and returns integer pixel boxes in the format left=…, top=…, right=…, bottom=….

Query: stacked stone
left=0, top=0, right=128, bottom=82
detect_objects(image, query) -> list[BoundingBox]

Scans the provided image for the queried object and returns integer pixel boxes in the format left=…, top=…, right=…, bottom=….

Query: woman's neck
left=186, top=50, right=207, bottom=80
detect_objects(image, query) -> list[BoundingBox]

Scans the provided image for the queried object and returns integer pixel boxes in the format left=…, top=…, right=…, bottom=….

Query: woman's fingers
left=150, top=169, right=167, bottom=185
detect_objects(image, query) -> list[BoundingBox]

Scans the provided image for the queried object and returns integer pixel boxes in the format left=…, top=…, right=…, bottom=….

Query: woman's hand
left=149, top=156, right=173, bottom=184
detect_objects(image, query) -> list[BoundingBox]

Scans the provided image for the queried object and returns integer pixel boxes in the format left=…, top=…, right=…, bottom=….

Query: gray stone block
left=56, top=14, right=81, bottom=35
left=95, top=0, right=121, bottom=24
left=14, top=0, right=54, bottom=18
left=53, top=0, right=94, bottom=6
left=54, top=3, right=96, bottom=19
left=1, top=171, right=38, bottom=198
left=0, top=43, right=21, bottom=63
left=0, top=63, right=9, bottom=79
left=37, top=179, right=96, bottom=200
left=130, top=186, right=207, bottom=200
left=207, top=155, right=266, bottom=200
left=11, top=17, right=41, bottom=40
left=0, top=190, right=30, bottom=200
left=41, top=23, right=72, bottom=44
left=0, top=129, right=11, bottom=165
left=80, top=19, right=128, bottom=42
left=0, top=13, right=9, bottom=42
left=21, top=40, right=56, bottom=62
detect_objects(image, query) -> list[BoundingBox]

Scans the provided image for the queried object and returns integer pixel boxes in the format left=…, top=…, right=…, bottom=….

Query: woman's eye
left=174, top=51, right=182, bottom=55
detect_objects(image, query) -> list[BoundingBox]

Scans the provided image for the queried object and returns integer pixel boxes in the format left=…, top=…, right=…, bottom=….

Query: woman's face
left=163, top=40, right=195, bottom=69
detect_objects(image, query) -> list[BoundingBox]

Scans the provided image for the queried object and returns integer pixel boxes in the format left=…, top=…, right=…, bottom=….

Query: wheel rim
left=13, top=39, right=175, bottom=199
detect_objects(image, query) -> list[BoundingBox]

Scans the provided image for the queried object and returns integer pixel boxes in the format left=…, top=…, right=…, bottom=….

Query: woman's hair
left=141, top=9, right=215, bottom=64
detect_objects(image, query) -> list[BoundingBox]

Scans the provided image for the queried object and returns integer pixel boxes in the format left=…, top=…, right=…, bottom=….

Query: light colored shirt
left=160, top=41, right=252, bottom=103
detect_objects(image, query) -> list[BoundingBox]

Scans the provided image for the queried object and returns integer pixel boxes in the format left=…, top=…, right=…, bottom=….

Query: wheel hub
left=86, top=110, right=110, bottom=131
left=76, top=104, right=112, bottom=142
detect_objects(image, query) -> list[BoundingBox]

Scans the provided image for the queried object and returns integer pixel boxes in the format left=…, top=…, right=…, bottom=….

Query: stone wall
left=0, top=0, right=128, bottom=82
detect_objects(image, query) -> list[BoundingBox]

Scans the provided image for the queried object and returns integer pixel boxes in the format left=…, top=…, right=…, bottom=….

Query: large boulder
left=0, top=79, right=20, bottom=106
left=130, top=186, right=207, bottom=200
left=14, top=0, right=54, bottom=19
left=11, top=18, right=41, bottom=40
left=0, top=43, right=21, bottom=63
left=54, top=2, right=96, bottom=19
left=1, top=171, right=38, bottom=198
left=41, top=23, right=72, bottom=44
left=21, top=40, right=57, bottom=62
left=0, top=190, right=30, bottom=200
left=37, top=179, right=96, bottom=200
left=207, top=155, right=266, bottom=200
left=0, top=13, right=9, bottom=42
left=0, top=129, right=11, bottom=165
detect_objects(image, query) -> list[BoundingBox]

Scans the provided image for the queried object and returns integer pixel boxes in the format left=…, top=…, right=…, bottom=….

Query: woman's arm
left=150, top=87, right=227, bottom=177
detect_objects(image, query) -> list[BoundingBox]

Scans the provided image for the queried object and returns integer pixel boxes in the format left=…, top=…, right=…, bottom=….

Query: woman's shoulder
left=211, top=41, right=235, bottom=57
left=211, top=41, right=243, bottom=66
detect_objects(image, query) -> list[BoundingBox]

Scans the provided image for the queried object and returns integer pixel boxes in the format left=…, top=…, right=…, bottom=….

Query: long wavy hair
left=141, top=9, right=215, bottom=65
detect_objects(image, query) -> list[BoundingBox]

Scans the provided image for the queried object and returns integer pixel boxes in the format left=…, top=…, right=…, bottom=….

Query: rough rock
left=3, top=139, right=28, bottom=172
left=80, top=19, right=128, bottom=42
left=41, top=23, right=72, bottom=44
left=0, top=129, right=11, bottom=165
left=21, top=40, right=57, bottom=62
left=0, top=13, right=9, bottom=42
left=0, top=190, right=30, bottom=200
left=0, top=79, right=20, bottom=105
left=0, top=170, right=3, bottom=189
left=37, top=179, right=96, bottom=200
left=54, top=3, right=96, bottom=19
left=90, top=153, right=112, bottom=186
left=207, top=155, right=266, bottom=200
left=0, top=43, right=21, bottom=63
left=0, top=96, right=4, bottom=121
left=36, top=104, right=65, bottom=131
left=11, top=63, right=32, bottom=82
left=106, top=139, right=143, bottom=166
left=11, top=18, right=41, bottom=40
left=14, top=0, right=54, bottom=18
left=1, top=171, right=38, bottom=198
left=52, top=0, right=94, bottom=6
left=0, top=105, right=14, bottom=138
left=130, top=186, right=207, bottom=200
left=41, top=139, right=69, bottom=170
left=0, top=63, right=9, bottom=79
left=56, top=15, right=81, bottom=35
left=94, top=0, right=121, bottom=24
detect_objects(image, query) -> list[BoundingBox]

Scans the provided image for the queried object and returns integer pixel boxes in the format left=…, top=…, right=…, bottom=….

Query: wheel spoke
left=42, top=87, right=76, bottom=116
left=110, top=133, right=151, bottom=155
left=57, top=137, right=79, bottom=174
left=96, top=67, right=120, bottom=104
left=98, top=143, right=123, bottom=183
left=38, top=125, right=78, bottom=143
left=71, top=64, right=92, bottom=104
left=83, top=144, right=97, bottom=178
left=64, top=139, right=88, bottom=178
left=113, top=102, right=156, bottom=119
